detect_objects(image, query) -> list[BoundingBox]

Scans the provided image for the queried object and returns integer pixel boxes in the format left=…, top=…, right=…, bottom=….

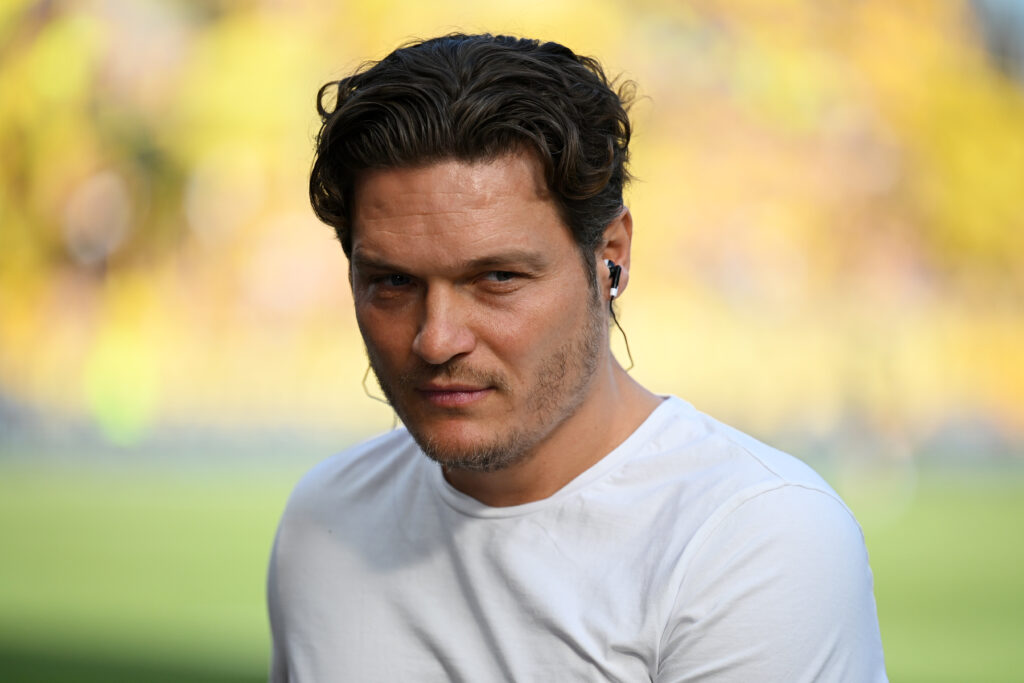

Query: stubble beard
left=366, top=293, right=606, bottom=473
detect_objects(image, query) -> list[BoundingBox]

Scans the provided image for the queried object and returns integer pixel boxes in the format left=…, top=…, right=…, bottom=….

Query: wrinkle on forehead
left=355, top=213, right=530, bottom=254
left=352, top=227, right=531, bottom=271
left=350, top=153, right=564, bottom=260
left=354, top=153, right=552, bottom=215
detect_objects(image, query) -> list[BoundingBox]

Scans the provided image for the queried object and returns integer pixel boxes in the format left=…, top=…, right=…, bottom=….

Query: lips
left=416, top=383, right=494, bottom=407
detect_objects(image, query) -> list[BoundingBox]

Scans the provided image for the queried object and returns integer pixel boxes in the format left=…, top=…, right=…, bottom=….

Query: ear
left=597, top=207, right=633, bottom=300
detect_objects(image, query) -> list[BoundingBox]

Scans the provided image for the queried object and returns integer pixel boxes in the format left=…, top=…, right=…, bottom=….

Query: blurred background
left=2, top=0, right=1022, bottom=680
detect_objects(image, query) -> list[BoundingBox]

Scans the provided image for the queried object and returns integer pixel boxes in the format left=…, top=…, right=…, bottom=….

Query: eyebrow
left=462, top=250, right=549, bottom=272
left=350, top=252, right=398, bottom=272
left=351, top=249, right=550, bottom=273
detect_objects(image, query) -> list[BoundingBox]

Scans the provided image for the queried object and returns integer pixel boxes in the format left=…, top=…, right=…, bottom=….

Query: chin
left=413, top=425, right=532, bottom=473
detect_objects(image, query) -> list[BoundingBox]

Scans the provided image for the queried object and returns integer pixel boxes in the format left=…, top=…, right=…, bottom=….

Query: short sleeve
left=657, top=484, right=887, bottom=682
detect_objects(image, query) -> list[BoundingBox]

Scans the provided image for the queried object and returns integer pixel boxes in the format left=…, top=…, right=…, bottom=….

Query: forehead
left=349, top=154, right=575, bottom=264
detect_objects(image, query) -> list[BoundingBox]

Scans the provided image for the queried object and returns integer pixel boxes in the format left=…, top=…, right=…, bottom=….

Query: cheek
left=481, top=292, right=586, bottom=366
left=356, top=308, right=414, bottom=361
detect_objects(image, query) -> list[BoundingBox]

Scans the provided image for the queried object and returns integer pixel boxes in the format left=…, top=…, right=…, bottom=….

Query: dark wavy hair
left=309, top=33, right=634, bottom=279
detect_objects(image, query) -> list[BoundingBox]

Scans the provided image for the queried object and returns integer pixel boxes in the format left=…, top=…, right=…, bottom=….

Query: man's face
left=349, top=153, right=607, bottom=472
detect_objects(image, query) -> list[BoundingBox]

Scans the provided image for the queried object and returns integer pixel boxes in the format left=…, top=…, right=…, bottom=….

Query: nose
left=411, top=286, right=476, bottom=366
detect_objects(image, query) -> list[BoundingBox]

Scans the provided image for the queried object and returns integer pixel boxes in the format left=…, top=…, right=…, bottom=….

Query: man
left=268, top=34, right=886, bottom=681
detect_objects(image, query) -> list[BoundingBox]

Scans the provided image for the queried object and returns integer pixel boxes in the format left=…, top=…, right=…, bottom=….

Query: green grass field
left=1, top=459, right=1022, bottom=682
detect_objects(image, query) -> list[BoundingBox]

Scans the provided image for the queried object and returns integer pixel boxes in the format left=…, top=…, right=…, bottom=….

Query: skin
left=349, top=152, right=662, bottom=506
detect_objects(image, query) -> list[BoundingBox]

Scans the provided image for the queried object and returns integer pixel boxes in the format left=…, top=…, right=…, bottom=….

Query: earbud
left=604, top=259, right=622, bottom=299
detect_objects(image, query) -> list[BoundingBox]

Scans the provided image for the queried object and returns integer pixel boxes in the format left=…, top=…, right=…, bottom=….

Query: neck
left=442, top=359, right=661, bottom=507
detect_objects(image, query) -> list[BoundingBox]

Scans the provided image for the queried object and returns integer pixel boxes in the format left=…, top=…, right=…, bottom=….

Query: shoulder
left=657, top=483, right=885, bottom=680
left=600, top=398, right=869, bottom=591
left=682, top=483, right=867, bottom=592
left=281, top=428, right=420, bottom=519
left=647, top=400, right=885, bottom=680
left=269, top=427, right=424, bottom=581
left=628, top=397, right=845, bottom=520
left=649, top=398, right=865, bottom=583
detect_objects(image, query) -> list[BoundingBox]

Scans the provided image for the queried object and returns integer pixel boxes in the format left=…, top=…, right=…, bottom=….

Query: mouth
left=416, top=383, right=494, bottom=407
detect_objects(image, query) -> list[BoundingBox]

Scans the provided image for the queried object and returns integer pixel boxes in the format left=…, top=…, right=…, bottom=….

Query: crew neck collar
left=429, top=396, right=684, bottom=518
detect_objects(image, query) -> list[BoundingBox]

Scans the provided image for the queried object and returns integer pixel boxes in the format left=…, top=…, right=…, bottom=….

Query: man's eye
left=377, top=274, right=412, bottom=287
left=481, top=271, right=517, bottom=283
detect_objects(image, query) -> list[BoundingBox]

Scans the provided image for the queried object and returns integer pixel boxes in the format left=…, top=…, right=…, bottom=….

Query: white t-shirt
left=267, top=397, right=886, bottom=682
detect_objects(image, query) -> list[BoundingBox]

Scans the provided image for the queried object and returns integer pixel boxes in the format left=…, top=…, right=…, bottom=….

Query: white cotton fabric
left=267, top=397, right=887, bottom=682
